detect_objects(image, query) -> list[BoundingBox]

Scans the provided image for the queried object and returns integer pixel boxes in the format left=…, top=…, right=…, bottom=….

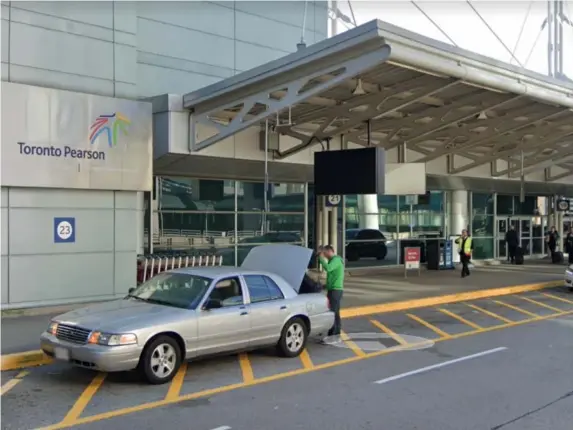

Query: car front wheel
left=139, top=335, right=182, bottom=385
left=277, top=317, right=307, bottom=358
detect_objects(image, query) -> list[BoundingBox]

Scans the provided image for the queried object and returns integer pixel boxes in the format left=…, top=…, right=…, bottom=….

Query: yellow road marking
left=542, top=292, right=573, bottom=305
left=340, top=331, right=366, bottom=357
left=340, top=280, right=562, bottom=318
left=37, top=309, right=573, bottom=430
left=0, top=370, right=29, bottom=396
left=299, top=349, right=314, bottom=369
left=466, top=303, right=513, bottom=324
left=3, top=281, right=561, bottom=373
left=438, top=308, right=482, bottom=330
left=164, top=361, right=188, bottom=401
left=60, top=372, right=106, bottom=425
left=493, top=300, right=539, bottom=317
left=407, top=313, right=451, bottom=338
left=370, top=319, right=408, bottom=345
left=519, top=296, right=563, bottom=313
left=238, top=353, right=254, bottom=384
left=0, top=350, right=52, bottom=371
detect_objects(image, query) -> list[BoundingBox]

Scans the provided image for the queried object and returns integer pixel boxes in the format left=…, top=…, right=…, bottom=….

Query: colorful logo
left=89, top=112, right=130, bottom=148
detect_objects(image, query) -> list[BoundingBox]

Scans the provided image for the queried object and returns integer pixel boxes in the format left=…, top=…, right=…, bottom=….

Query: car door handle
left=240, top=311, right=248, bottom=316
left=280, top=305, right=288, bottom=310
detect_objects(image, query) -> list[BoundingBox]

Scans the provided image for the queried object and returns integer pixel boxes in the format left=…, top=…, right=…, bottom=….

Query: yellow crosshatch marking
left=407, top=313, right=451, bottom=338
left=466, top=303, right=513, bottom=324
left=493, top=299, right=539, bottom=317
left=438, top=308, right=483, bottom=330
left=519, top=296, right=563, bottom=313
left=3, top=288, right=569, bottom=430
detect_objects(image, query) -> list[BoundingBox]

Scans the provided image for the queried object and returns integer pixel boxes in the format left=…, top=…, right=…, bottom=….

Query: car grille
left=56, top=324, right=91, bottom=344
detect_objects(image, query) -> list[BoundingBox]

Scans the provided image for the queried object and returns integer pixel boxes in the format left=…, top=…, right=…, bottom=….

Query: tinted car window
left=244, top=275, right=272, bottom=303
left=263, top=276, right=284, bottom=300
left=363, top=230, right=383, bottom=240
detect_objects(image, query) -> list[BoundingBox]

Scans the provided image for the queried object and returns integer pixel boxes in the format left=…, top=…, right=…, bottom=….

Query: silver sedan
left=40, top=245, right=334, bottom=384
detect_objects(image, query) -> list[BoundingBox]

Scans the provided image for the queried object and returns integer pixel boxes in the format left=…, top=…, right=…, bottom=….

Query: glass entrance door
left=496, top=217, right=534, bottom=259
left=496, top=218, right=508, bottom=259
left=514, top=217, right=532, bottom=256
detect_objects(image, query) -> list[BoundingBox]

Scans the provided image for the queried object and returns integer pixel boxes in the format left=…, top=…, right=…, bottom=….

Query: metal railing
left=137, top=254, right=223, bottom=284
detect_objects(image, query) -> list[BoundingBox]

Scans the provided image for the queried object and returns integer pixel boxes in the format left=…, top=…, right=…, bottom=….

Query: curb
left=1, top=350, right=52, bottom=371
left=1, top=279, right=563, bottom=372
left=340, top=280, right=563, bottom=318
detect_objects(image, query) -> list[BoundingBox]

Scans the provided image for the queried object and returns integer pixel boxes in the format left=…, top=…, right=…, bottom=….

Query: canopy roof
left=184, top=19, right=573, bottom=180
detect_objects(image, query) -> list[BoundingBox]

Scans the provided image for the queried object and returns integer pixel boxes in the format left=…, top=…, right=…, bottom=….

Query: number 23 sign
left=54, top=217, right=76, bottom=243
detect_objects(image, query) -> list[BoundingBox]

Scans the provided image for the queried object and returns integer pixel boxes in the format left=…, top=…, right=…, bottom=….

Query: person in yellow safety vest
left=455, top=229, right=473, bottom=278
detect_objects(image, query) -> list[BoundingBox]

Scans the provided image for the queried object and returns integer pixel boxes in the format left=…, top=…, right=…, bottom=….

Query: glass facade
left=145, top=175, right=556, bottom=266
left=149, top=177, right=306, bottom=266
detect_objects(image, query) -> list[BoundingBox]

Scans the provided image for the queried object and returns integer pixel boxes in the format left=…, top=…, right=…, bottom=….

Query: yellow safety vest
left=455, top=236, right=472, bottom=255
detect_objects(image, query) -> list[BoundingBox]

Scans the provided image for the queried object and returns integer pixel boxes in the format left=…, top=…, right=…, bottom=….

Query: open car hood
left=241, top=244, right=313, bottom=293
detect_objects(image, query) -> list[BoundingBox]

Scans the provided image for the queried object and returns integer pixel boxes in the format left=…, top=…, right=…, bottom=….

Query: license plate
left=54, top=347, right=70, bottom=361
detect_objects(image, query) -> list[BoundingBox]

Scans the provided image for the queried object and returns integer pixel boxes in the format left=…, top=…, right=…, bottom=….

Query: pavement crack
left=490, top=390, right=573, bottom=430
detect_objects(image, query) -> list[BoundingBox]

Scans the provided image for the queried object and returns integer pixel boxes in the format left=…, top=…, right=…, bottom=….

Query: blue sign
left=54, top=217, right=76, bottom=243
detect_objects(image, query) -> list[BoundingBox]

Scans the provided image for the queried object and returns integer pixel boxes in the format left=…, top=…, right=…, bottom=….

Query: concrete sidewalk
left=1, top=262, right=565, bottom=356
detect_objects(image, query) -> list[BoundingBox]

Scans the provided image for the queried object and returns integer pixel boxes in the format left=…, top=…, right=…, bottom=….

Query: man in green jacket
left=318, top=245, right=344, bottom=337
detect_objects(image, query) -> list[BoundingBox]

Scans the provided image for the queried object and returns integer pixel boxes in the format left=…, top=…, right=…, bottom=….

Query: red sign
left=404, top=247, right=421, bottom=269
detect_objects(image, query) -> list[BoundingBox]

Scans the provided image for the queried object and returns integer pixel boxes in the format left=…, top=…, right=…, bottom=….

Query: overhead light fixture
left=352, top=78, right=367, bottom=96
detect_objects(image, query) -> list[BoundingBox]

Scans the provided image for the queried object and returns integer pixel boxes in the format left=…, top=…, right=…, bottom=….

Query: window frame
left=243, top=274, right=285, bottom=304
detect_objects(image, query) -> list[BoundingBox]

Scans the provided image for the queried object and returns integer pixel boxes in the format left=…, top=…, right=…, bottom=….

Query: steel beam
left=189, top=47, right=390, bottom=151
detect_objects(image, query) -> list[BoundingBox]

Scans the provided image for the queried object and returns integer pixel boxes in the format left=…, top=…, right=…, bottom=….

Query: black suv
left=345, top=228, right=388, bottom=261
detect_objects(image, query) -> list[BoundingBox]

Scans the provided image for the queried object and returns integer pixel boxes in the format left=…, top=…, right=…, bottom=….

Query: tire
left=376, top=245, right=388, bottom=260
left=346, top=248, right=359, bottom=262
left=277, top=317, right=308, bottom=358
left=138, top=335, right=182, bottom=385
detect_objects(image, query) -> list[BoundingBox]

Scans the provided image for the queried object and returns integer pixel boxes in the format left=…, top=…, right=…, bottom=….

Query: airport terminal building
left=2, top=1, right=573, bottom=309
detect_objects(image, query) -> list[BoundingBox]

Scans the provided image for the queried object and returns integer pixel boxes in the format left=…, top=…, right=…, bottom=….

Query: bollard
left=142, top=258, right=149, bottom=283
left=211, top=255, right=216, bottom=266
left=157, top=257, right=163, bottom=273
left=178, top=256, right=182, bottom=268
left=198, top=256, right=203, bottom=266
left=191, top=256, right=196, bottom=267
left=218, top=255, right=223, bottom=266
left=170, top=256, right=176, bottom=270
left=184, top=255, right=189, bottom=267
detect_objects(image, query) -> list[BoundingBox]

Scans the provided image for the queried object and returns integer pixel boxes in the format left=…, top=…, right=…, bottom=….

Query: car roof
left=170, top=266, right=279, bottom=279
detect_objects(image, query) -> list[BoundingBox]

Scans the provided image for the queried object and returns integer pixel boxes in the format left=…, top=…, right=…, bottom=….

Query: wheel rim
left=286, top=322, right=305, bottom=353
left=150, top=343, right=177, bottom=378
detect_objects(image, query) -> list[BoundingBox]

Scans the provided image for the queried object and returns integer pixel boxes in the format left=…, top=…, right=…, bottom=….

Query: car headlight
left=47, top=321, right=59, bottom=335
left=87, top=331, right=138, bottom=346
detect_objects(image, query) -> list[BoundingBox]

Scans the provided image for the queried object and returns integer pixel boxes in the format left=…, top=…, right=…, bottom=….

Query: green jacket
left=318, top=255, right=344, bottom=290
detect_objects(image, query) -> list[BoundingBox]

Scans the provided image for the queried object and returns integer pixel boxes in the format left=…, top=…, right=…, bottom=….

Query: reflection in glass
left=237, top=181, right=305, bottom=212
left=472, top=215, right=494, bottom=237
left=158, top=177, right=234, bottom=210
left=473, top=238, right=494, bottom=259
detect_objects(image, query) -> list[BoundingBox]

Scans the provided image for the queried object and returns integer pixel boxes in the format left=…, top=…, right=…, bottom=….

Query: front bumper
left=565, top=270, right=573, bottom=287
left=40, top=332, right=142, bottom=372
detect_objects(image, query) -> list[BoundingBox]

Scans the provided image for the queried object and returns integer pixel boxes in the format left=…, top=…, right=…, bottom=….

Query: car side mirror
left=128, top=287, right=135, bottom=294
left=203, top=298, right=222, bottom=310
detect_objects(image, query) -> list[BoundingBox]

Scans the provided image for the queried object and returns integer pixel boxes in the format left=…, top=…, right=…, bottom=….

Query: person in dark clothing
left=505, top=225, right=519, bottom=264
left=455, top=229, right=472, bottom=278
left=546, top=226, right=559, bottom=259
left=565, top=227, right=573, bottom=265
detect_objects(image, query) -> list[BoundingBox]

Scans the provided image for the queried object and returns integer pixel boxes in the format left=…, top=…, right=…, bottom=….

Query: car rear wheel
left=139, top=335, right=182, bottom=385
left=277, top=317, right=308, bottom=358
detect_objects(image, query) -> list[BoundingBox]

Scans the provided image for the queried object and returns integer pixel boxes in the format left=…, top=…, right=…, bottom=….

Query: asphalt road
left=2, top=287, right=572, bottom=430
left=77, top=314, right=573, bottom=430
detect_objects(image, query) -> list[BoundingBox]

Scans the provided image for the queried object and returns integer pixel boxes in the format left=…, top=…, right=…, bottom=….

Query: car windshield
left=127, top=272, right=212, bottom=309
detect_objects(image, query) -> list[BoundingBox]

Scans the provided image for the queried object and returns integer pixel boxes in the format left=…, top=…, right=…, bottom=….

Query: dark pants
left=568, top=250, right=573, bottom=264
left=549, top=243, right=556, bottom=260
left=460, top=253, right=470, bottom=277
left=508, top=245, right=517, bottom=263
left=327, top=289, right=343, bottom=336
